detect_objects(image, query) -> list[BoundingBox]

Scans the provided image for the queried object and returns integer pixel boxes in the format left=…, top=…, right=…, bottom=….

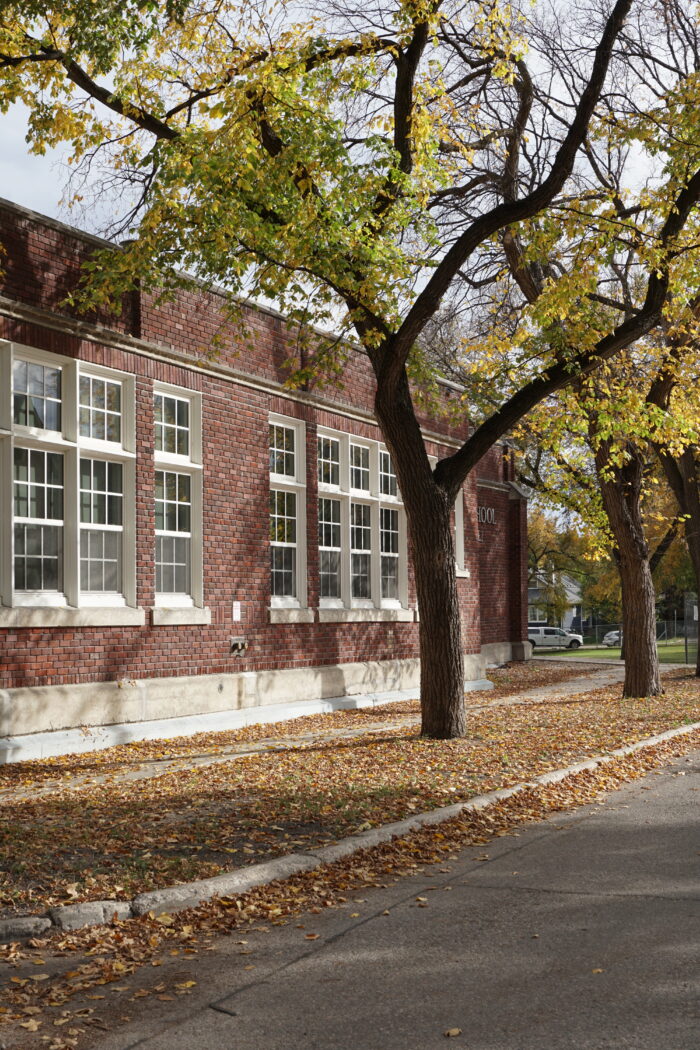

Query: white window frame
left=153, top=381, right=203, bottom=610
left=317, top=428, right=407, bottom=611
left=454, top=486, right=470, bottom=578
left=0, top=341, right=138, bottom=615
left=269, top=414, right=307, bottom=609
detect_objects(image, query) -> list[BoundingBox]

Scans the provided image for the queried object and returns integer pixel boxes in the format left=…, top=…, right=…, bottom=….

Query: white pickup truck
left=528, top=626, right=584, bottom=649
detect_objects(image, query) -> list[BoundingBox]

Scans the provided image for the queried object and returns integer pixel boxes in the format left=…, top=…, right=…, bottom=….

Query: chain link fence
left=684, top=593, right=698, bottom=668
left=577, top=603, right=697, bottom=665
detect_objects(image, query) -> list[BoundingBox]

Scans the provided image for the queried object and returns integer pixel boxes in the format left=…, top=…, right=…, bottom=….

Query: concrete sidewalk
left=90, top=745, right=700, bottom=1050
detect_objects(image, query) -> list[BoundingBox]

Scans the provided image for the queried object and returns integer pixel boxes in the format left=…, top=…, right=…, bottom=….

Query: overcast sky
left=0, top=105, right=74, bottom=218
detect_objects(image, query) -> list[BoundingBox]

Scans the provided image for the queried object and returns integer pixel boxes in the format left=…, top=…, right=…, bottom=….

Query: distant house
left=0, top=199, right=529, bottom=754
left=528, top=572, right=582, bottom=631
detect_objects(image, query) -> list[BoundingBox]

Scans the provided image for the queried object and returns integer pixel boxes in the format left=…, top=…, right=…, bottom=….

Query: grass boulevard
left=1, top=660, right=699, bottom=1048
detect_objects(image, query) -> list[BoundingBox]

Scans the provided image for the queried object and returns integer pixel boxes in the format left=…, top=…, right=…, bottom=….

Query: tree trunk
left=374, top=367, right=466, bottom=738
left=409, top=490, right=466, bottom=739
left=618, top=550, right=661, bottom=696
left=595, top=444, right=661, bottom=697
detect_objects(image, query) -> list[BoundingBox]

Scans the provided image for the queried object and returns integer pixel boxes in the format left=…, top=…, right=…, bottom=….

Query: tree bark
left=374, top=367, right=466, bottom=738
left=595, top=444, right=661, bottom=697
left=409, top=489, right=466, bottom=739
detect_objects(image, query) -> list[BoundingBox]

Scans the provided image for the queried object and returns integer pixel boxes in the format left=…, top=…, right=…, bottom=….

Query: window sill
left=0, top=606, right=146, bottom=628
left=456, top=568, right=471, bottom=579
left=268, top=608, right=315, bottom=624
left=151, top=606, right=212, bottom=626
left=317, top=608, right=415, bottom=623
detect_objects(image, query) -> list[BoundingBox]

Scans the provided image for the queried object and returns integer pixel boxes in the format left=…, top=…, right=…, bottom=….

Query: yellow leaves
left=19, top=1017, right=42, bottom=1031
left=444, top=1028, right=462, bottom=1037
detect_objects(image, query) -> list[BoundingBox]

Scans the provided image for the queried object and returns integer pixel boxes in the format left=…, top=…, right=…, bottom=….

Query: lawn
left=2, top=663, right=699, bottom=918
left=557, top=643, right=695, bottom=663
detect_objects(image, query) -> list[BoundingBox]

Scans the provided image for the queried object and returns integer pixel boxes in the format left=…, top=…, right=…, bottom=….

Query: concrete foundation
left=0, top=645, right=525, bottom=762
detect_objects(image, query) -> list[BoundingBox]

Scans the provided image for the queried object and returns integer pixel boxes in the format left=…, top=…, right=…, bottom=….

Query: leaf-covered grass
left=0, top=662, right=587, bottom=791
left=1, top=664, right=698, bottom=916
left=558, top=644, right=694, bottom=663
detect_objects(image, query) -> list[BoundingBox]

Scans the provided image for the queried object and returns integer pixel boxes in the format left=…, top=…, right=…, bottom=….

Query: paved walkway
left=3, top=664, right=625, bottom=805
left=90, top=745, right=700, bottom=1050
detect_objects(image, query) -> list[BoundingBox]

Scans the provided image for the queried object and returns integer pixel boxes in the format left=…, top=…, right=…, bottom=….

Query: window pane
left=27, top=363, right=44, bottom=396
left=93, top=459, right=106, bottom=490
left=351, top=553, right=371, bottom=598
left=108, top=495, right=123, bottom=526
left=44, top=401, right=60, bottom=432
left=47, top=486, right=63, bottom=520
left=318, top=436, right=340, bottom=486
left=13, top=362, right=62, bottom=431
left=155, top=534, right=190, bottom=594
left=320, top=550, right=341, bottom=598
left=270, top=546, right=296, bottom=597
left=47, top=453, right=63, bottom=486
left=13, top=359, right=28, bottom=392
left=106, top=382, right=121, bottom=413
left=14, top=447, right=28, bottom=481
left=350, top=445, right=370, bottom=490
left=92, top=412, right=106, bottom=440
left=14, top=524, right=62, bottom=591
left=29, top=451, right=45, bottom=484
left=45, top=367, right=61, bottom=399
left=107, top=414, right=121, bottom=442
left=177, top=475, right=191, bottom=503
left=269, top=424, right=296, bottom=477
left=13, top=393, right=28, bottom=425
left=108, top=462, right=123, bottom=491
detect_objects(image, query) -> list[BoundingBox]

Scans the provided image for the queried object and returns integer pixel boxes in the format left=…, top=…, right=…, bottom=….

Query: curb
left=2, top=720, right=698, bottom=943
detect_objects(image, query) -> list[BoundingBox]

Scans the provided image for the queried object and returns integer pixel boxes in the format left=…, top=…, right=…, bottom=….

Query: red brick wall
left=0, top=201, right=527, bottom=690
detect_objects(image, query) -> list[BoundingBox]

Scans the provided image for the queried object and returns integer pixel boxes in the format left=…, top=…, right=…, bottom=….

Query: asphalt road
left=94, top=749, right=700, bottom=1050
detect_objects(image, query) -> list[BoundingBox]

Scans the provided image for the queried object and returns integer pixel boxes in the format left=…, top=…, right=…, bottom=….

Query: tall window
left=270, top=489, right=297, bottom=597
left=350, top=502, right=372, bottom=598
left=13, top=448, right=64, bottom=592
left=317, top=431, right=406, bottom=609
left=318, top=497, right=341, bottom=598
left=1, top=344, right=135, bottom=610
left=155, top=471, right=191, bottom=595
left=80, top=458, right=123, bottom=593
left=380, top=507, right=400, bottom=599
left=153, top=384, right=202, bottom=607
left=269, top=416, right=306, bottom=607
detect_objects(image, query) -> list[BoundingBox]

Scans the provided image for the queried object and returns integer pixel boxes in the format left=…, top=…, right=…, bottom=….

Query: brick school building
left=0, top=199, right=528, bottom=755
